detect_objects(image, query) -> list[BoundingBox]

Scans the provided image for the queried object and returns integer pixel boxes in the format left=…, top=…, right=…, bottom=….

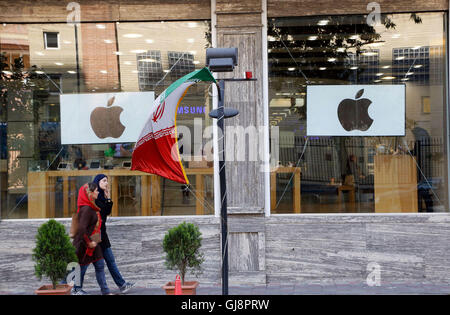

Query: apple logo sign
left=90, top=96, right=126, bottom=139
left=337, top=89, right=373, bottom=132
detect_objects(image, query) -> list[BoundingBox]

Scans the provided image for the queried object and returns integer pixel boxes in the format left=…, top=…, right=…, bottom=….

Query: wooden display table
left=374, top=155, right=418, bottom=213
left=270, top=167, right=301, bottom=213
left=27, top=168, right=213, bottom=219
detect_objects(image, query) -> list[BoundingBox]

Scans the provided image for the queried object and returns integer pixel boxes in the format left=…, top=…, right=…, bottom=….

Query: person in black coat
left=93, top=174, right=134, bottom=293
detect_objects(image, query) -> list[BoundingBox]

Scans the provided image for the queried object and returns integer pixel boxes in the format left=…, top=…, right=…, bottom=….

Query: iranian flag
left=131, top=67, right=216, bottom=184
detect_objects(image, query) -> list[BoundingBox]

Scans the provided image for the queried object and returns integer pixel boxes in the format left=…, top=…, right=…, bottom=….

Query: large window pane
left=0, top=21, right=213, bottom=219
left=268, top=12, right=448, bottom=214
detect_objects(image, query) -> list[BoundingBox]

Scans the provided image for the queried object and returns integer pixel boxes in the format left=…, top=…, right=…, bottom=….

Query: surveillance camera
left=206, top=48, right=238, bottom=72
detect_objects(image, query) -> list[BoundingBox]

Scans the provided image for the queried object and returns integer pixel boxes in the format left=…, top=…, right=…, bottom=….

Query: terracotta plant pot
left=162, top=281, right=199, bottom=295
left=35, top=284, right=72, bottom=295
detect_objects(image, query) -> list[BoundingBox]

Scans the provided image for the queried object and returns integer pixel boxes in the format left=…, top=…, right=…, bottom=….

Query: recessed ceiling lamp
left=319, top=67, right=327, bottom=70
left=327, top=58, right=336, bottom=62
left=382, top=76, right=396, bottom=80
left=308, top=36, right=318, bottom=41
left=350, top=66, right=358, bottom=70
left=395, top=56, right=405, bottom=60
left=382, top=65, right=391, bottom=69
left=55, top=62, right=64, bottom=66
left=317, top=19, right=329, bottom=26
left=145, top=39, right=154, bottom=44
left=361, top=51, right=377, bottom=56
left=139, top=58, right=156, bottom=62
left=413, top=64, right=423, bottom=68
left=96, top=24, right=106, bottom=29
left=288, top=67, right=295, bottom=71
left=123, top=34, right=143, bottom=38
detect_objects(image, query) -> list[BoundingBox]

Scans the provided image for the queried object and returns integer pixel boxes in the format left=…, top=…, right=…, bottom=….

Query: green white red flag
left=131, top=67, right=216, bottom=184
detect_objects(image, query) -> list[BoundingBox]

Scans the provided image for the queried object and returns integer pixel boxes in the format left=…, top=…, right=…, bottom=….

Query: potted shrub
left=162, top=222, right=205, bottom=295
left=32, top=219, right=78, bottom=295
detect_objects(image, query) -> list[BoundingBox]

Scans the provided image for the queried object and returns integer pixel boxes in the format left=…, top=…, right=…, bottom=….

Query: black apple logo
left=90, top=96, right=126, bottom=138
left=337, top=89, right=373, bottom=132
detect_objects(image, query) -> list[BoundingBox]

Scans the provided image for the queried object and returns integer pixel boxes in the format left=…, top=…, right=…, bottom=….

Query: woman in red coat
left=72, top=182, right=111, bottom=295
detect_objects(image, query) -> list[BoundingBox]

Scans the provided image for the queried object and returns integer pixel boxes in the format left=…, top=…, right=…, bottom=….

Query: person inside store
left=93, top=174, right=135, bottom=293
left=72, top=182, right=111, bottom=295
left=411, top=126, right=434, bottom=212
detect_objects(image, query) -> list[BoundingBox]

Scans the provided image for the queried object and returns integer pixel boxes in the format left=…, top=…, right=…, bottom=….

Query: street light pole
left=216, top=79, right=229, bottom=295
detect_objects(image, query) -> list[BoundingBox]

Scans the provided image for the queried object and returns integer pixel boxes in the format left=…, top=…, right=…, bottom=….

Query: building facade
left=0, top=0, right=449, bottom=292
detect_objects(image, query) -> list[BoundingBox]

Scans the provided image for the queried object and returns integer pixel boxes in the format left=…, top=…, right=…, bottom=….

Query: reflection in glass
left=268, top=12, right=447, bottom=214
left=0, top=21, right=213, bottom=218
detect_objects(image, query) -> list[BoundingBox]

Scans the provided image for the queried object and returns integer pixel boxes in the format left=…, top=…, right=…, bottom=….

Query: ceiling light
left=374, top=79, right=381, bottom=83
left=382, top=65, right=391, bottom=69
left=145, top=39, right=154, bottom=44
left=361, top=51, right=377, bottom=56
left=124, top=61, right=132, bottom=65
left=96, top=24, right=106, bottom=29
left=35, top=71, right=45, bottom=74
left=123, top=33, right=143, bottom=38
left=382, top=76, right=396, bottom=80
left=288, top=67, right=295, bottom=71
left=392, top=34, right=401, bottom=38
left=412, top=46, right=421, bottom=50
left=406, top=72, right=414, bottom=76
left=327, top=58, right=336, bottom=62
left=67, top=71, right=76, bottom=74
left=395, top=56, right=405, bottom=60
left=319, top=67, right=327, bottom=70
left=376, top=73, right=384, bottom=76
left=336, top=48, right=345, bottom=53
left=187, top=38, right=195, bottom=43
left=100, top=70, right=108, bottom=74
left=350, top=66, right=358, bottom=70
left=131, top=49, right=147, bottom=54
left=308, top=36, right=318, bottom=41
left=55, top=62, right=64, bottom=66
left=401, top=78, right=409, bottom=81
left=114, top=51, right=123, bottom=55
left=139, top=58, right=156, bottom=62
left=317, top=19, right=329, bottom=26
left=413, top=64, right=423, bottom=68
left=349, top=35, right=360, bottom=40
left=36, top=52, right=45, bottom=56
left=187, top=22, right=198, bottom=28
left=104, top=39, right=113, bottom=44
left=193, top=61, right=200, bottom=64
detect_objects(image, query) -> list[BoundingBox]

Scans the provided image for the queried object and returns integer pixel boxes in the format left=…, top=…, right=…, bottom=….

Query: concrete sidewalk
left=6, top=282, right=449, bottom=295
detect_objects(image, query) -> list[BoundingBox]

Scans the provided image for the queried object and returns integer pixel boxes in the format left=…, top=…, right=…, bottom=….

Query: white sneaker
left=119, top=282, right=135, bottom=294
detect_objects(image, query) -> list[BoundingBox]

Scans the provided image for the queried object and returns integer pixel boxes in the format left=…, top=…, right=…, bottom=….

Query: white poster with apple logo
left=306, top=85, right=405, bottom=136
left=60, top=92, right=155, bottom=144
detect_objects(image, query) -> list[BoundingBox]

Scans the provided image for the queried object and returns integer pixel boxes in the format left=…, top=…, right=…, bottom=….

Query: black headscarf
left=93, top=174, right=108, bottom=203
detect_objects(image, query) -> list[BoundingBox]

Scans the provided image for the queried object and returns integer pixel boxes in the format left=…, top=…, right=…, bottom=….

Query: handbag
left=90, top=233, right=102, bottom=243
left=69, top=212, right=78, bottom=238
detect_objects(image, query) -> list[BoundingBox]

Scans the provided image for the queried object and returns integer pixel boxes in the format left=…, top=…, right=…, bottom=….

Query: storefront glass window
left=0, top=21, right=214, bottom=219
left=268, top=12, right=448, bottom=214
